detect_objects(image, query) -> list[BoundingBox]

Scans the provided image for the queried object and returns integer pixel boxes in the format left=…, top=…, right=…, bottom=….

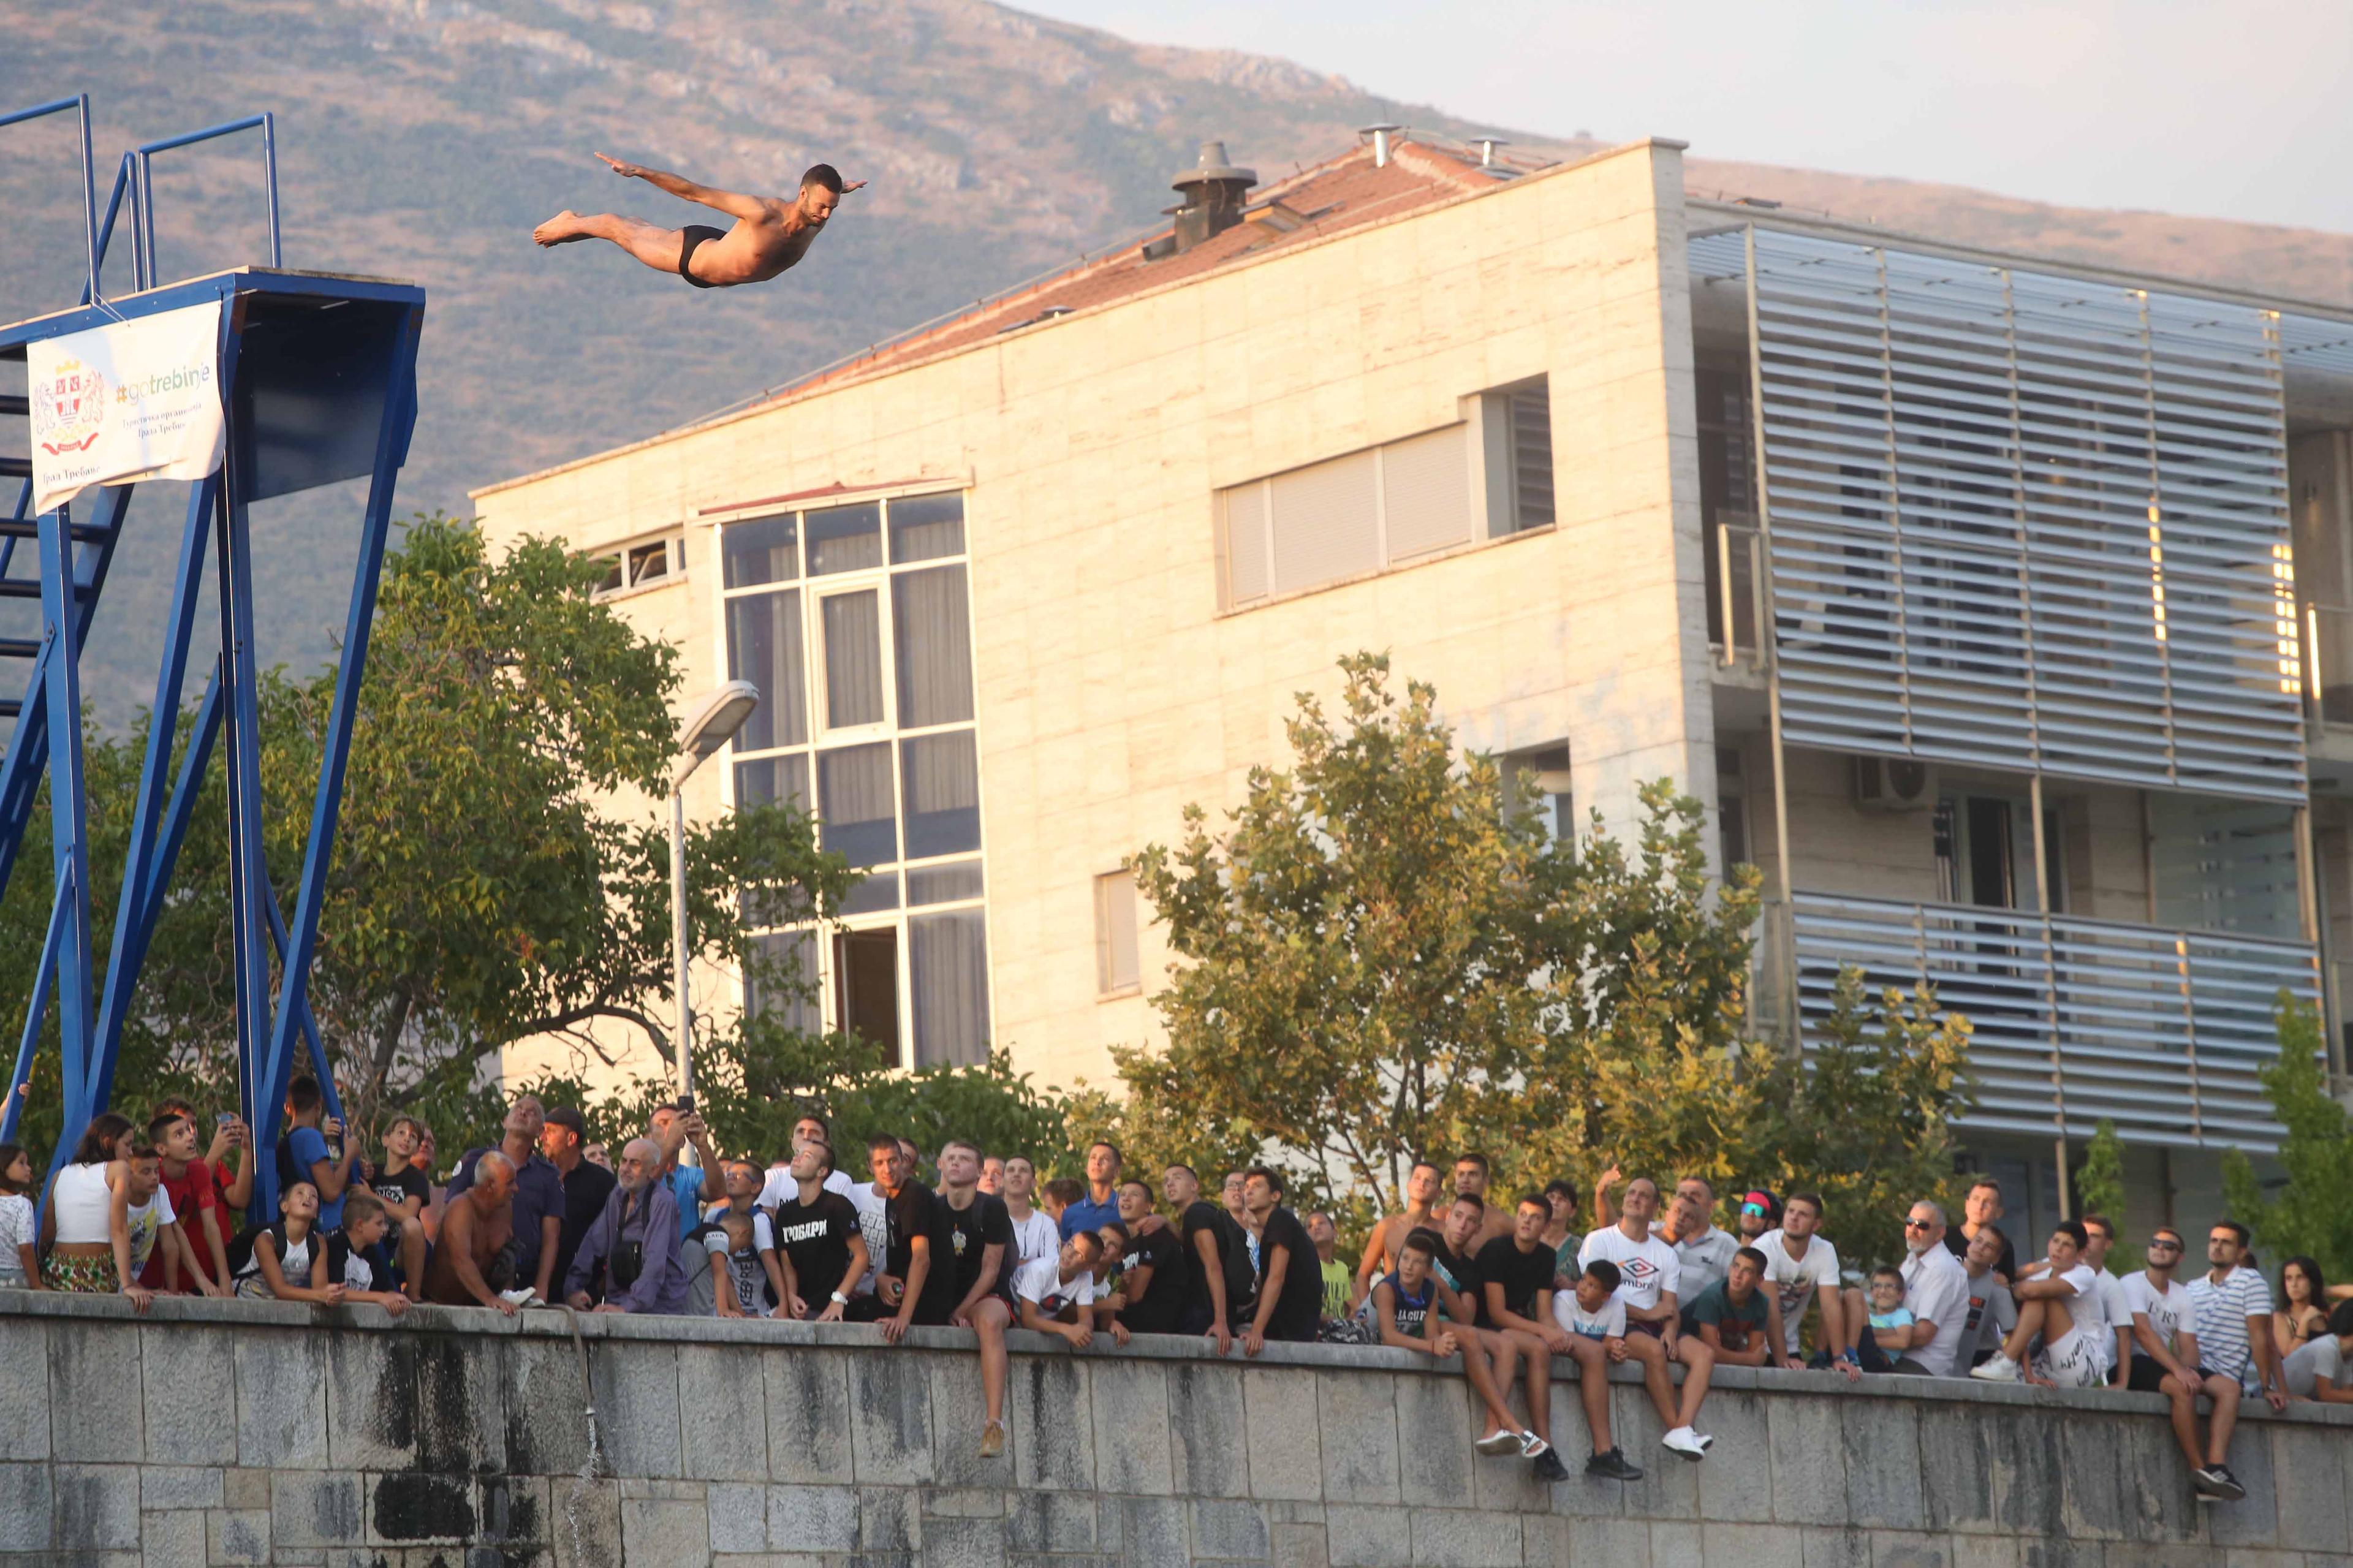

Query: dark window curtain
left=726, top=589, right=807, bottom=749
left=723, top=513, right=800, bottom=588
left=746, top=930, right=821, bottom=1034
left=817, top=743, right=896, bottom=866
left=893, top=566, right=974, bottom=727
left=888, top=493, right=965, bottom=564
left=909, top=909, right=989, bottom=1066
left=900, top=730, right=980, bottom=858
left=822, top=591, right=885, bottom=727
left=808, top=503, right=883, bottom=575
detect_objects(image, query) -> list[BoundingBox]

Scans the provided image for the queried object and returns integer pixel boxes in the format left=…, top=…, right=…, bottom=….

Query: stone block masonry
left=4, top=1292, right=2348, bottom=1566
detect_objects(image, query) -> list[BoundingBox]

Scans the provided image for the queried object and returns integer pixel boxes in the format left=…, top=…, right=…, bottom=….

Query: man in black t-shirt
left=537, top=1108, right=616, bottom=1304
left=1165, top=1164, right=1249, bottom=1354
left=936, top=1140, right=1018, bottom=1459
left=1944, top=1176, right=2018, bottom=1285
left=847, top=1133, right=959, bottom=1339
left=1240, top=1168, right=1325, bottom=1352
left=1115, top=1178, right=1185, bottom=1335
left=771, top=1142, right=867, bottom=1319
left=1474, top=1194, right=1573, bottom=1482
left=1428, top=1194, right=1489, bottom=1323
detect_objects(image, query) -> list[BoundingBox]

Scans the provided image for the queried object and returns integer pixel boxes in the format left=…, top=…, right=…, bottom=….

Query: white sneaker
left=1969, top=1352, right=2020, bottom=1383
left=1474, top=1428, right=1523, bottom=1456
left=1661, top=1426, right=1708, bottom=1461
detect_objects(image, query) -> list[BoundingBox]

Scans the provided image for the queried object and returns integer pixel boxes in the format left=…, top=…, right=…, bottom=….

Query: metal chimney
left=1476, top=138, right=1506, bottom=168
left=1360, top=123, right=1401, bottom=167
left=1169, top=139, right=1257, bottom=254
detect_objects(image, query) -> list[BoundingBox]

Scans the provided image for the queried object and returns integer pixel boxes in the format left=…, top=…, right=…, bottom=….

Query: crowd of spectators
left=7, top=1089, right=2352, bottom=1503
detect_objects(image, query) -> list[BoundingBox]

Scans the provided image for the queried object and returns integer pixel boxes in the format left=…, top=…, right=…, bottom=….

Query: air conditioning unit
left=1853, top=755, right=1934, bottom=812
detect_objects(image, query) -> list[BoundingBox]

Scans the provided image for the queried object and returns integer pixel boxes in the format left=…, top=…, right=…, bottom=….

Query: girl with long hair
left=0, top=1142, right=39, bottom=1289
left=2276, top=1256, right=2330, bottom=1355
left=40, top=1113, right=154, bottom=1308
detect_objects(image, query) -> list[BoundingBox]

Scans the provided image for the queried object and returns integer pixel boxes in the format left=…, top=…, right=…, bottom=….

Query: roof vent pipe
left=1168, top=138, right=1257, bottom=254
left=1360, top=123, right=1401, bottom=168
left=1476, top=138, right=1506, bottom=168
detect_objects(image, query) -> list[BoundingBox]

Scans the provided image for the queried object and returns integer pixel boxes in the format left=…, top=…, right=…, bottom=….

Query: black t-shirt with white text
left=886, top=1181, right=961, bottom=1326
left=941, top=1190, right=1015, bottom=1303
left=1474, top=1235, right=1556, bottom=1328
left=363, top=1162, right=431, bottom=1214
left=773, top=1189, right=862, bottom=1306
left=1119, top=1222, right=1185, bottom=1334
left=1180, top=1199, right=1253, bottom=1327
left=1254, top=1206, right=1325, bottom=1343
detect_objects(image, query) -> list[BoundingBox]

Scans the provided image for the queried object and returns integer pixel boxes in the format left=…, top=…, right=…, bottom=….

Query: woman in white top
left=40, top=1112, right=153, bottom=1309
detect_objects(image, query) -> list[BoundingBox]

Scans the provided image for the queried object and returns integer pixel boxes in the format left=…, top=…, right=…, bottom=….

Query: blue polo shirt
left=1059, top=1192, right=1121, bottom=1243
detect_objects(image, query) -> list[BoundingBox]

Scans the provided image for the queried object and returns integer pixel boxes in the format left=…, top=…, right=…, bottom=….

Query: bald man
left=424, top=1148, right=520, bottom=1315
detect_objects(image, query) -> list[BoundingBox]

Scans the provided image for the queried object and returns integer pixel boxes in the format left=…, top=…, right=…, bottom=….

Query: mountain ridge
left=4, top=0, right=2349, bottom=715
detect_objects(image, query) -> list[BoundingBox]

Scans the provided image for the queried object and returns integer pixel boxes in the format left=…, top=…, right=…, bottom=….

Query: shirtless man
left=534, top=154, right=865, bottom=289
left=423, top=1149, right=520, bottom=1316
left=1351, top=1161, right=1447, bottom=1311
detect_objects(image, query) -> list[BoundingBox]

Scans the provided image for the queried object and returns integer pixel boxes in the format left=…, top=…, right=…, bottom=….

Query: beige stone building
left=476, top=131, right=2353, bottom=1235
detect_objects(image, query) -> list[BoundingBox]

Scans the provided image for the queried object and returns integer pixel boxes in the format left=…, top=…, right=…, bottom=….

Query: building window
left=1716, top=746, right=1748, bottom=871
left=723, top=490, right=990, bottom=1067
left=1096, top=869, right=1140, bottom=996
left=595, top=537, right=680, bottom=597
left=1488, top=377, right=1554, bottom=534
left=1217, top=378, right=1553, bottom=610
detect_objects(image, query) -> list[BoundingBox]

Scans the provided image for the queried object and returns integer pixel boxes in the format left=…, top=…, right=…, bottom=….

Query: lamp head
left=672, top=680, right=760, bottom=787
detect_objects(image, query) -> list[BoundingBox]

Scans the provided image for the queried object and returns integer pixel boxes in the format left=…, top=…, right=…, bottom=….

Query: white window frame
left=1094, top=868, right=1141, bottom=999
left=713, top=485, right=996, bottom=1069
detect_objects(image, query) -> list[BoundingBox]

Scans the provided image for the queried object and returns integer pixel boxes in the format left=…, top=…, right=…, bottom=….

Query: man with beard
left=563, top=1139, right=689, bottom=1315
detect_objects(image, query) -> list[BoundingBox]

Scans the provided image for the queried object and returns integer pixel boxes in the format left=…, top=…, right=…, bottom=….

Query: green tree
left=0, top=515, right=1065, bottom=1172
left=2074, top=1119, right=2129, bottom=1270
left=2222, top=998, right=2353, bottom=1282
left=1116, top=653, right=1974, bottom=1258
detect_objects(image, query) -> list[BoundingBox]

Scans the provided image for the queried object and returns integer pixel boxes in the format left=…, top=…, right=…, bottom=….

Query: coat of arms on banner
left=31, top=356, right=107, bottom=457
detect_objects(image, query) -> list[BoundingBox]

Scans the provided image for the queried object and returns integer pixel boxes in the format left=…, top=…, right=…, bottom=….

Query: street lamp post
left=667, top=680, right=760, bottom=1165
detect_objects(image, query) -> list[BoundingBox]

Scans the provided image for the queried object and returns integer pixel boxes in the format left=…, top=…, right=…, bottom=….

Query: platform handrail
left=0, top=94, right=100, bottom=306
left=133, top=112, right=280, bottom=290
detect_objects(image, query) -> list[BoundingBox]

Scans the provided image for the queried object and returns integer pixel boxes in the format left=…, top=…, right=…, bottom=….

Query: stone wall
left=6, top=1291, right=2350, bottom=1568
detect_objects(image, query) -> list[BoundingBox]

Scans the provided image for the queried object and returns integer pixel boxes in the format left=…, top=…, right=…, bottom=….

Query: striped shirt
left=2183, top=1265, right=2268, bottom=1383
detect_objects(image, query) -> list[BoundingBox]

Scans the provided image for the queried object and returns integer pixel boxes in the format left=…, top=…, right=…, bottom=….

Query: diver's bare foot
left=534, top=211, right=589, bottom=246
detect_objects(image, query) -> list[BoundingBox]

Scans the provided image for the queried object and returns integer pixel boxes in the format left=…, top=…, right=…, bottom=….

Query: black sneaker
left=1585, top=1447, right=1645, bottom=1482
left=2207, top=1464, right=2245, bottom=1502
left=1531, top=1448, right=1569, bottom=1483
left=2191, top=1466, right=2227, bottom=1501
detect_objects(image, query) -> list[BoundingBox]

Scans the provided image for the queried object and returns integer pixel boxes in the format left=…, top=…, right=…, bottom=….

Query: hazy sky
left=1015, top=0, right=2353, bottom=235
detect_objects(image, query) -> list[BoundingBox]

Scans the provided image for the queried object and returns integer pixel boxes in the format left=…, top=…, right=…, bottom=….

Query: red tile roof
left=749, top=135, right=1547, bottom=410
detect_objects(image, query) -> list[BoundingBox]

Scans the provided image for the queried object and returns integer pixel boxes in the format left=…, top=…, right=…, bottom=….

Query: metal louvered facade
left=1730, top=226, right=2306, bottom=804
left=1792, top=892, right=2317, bottom=1151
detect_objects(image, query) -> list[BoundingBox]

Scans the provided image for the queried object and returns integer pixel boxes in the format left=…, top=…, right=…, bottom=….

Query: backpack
left=225, top=1221, right=289, bottom=1281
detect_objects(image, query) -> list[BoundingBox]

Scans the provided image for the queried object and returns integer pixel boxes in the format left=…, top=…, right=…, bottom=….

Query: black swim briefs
left=678, top=224, right=724, bottom=289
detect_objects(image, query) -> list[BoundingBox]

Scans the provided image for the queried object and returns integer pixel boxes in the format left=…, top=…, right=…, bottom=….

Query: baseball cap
left=544, top=1106, right=587, bottom=1137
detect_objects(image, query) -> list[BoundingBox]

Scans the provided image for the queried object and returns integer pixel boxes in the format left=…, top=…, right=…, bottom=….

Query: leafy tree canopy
left=2223, top=999, right=2353, bottom=1284
left=2, top=515, right=1068, bottom=1170
left=1086, top=653, right=1975, bottom=1263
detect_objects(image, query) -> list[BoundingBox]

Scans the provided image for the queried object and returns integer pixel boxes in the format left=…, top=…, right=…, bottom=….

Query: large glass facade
left=722, top=491, right=991, bottom=1066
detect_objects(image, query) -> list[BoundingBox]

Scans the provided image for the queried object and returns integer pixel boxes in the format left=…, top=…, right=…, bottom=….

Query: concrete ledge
left=7, top=1289, right=2348, bottom=1566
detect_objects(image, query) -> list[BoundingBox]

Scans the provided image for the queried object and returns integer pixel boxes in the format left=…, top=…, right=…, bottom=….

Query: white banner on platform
left=27, top=300, right=226, bottom=518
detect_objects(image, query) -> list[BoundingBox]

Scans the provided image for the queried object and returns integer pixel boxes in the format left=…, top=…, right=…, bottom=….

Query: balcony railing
left=1790, top=891, right=2317, bottom=1151
left=1704, top=518, right=1764, bottom=670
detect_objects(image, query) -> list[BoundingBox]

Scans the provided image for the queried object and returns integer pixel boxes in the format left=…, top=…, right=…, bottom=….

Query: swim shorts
left=679, top=224, right=724, bottom=289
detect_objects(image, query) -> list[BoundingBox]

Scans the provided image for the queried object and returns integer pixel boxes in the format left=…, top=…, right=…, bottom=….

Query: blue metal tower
left=0, top=95, right=426, bottom=1222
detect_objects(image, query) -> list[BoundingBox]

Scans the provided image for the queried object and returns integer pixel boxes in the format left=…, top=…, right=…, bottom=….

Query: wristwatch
left=830, top=1291, right=849, bottom=1306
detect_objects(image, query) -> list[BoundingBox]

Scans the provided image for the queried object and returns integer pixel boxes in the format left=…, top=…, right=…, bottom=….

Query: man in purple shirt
left=563, top=1138, right=689, bottom=1315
